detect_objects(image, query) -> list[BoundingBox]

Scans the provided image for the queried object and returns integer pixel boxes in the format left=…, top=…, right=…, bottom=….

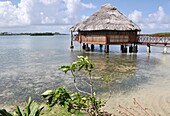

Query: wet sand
left=103, top=53, right=170, bottom=116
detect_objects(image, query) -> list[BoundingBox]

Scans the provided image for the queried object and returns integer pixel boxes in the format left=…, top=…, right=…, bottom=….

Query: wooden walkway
left=138, top=34, right=170, bottom=45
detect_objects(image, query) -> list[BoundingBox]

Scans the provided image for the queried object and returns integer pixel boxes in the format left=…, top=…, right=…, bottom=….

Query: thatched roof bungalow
left=70, top=4, right=141, bottom=51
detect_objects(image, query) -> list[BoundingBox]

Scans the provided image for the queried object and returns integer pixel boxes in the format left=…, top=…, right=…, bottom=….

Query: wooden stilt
left=91, top=44, right=94, bottom=51
left=85, top=44, right=90, bottom=51
left=99, top=44, right=103, bottom=52
left=132, top=44, right=138, bottom=53
left=123, top=45, right=127, bottom=53
left=82, top=43, right=86, bottom=50
left=163, top=44, right=167, bottom=53
left=70, top=31, right=74, bottom=49
left=135, top=45, right=138, bottom=53
left=147, top=43, right=151, bottom=53
left=104, top=45, right=109, bottom=53
left=129, top=44, right=133, bottom=53
left=121, top=45, right=124, bottom=52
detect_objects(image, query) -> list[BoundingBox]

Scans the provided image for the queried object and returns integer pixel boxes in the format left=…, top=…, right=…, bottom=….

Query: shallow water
left=0, top=35, right=170, bottom=115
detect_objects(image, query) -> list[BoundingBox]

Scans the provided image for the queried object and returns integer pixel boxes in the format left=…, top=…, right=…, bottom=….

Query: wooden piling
left=85, top=44, right=90, bottom=51
left=91, top=44, right=94, bottom=51
left=147, top=43, right=151, bottom=53
left=99, top=44, right=103, bottom=52
left=129, top=45, right=133, bottom=53
left=163, top=44, right=167, bottom=53
left=104, top=45, right=109, bottom=53
left=70, top=31, right=74, bottom=49
left=82, top=43, right=86, bottom=50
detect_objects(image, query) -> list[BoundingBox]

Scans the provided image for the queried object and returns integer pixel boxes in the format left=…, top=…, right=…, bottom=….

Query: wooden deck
left=72, top=34, right=170, bottom=45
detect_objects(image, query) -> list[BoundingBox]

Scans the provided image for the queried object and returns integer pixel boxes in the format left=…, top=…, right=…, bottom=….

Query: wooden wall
left=78, top=30, right=138, bottom=44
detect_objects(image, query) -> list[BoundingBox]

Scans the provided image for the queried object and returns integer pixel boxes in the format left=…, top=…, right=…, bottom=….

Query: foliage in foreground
left=41, top=87, right=104, bottom=116
left=41, top=106, right=84, bottom=116
left=42, top=56, right=107, bottom=116
left=0, top=97, right=44, bottom=116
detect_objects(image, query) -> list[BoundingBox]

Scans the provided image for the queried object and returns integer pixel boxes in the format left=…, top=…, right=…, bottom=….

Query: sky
left=0, top=0, right=170, bottom=34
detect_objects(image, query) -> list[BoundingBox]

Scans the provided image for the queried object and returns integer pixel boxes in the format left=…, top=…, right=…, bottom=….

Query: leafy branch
left=42, top=56, right=111, bottom=115
left=59, top=56, right=94, bottom=96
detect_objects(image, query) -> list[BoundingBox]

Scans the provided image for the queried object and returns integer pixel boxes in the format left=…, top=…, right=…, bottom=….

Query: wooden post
left=121, top=45, right=124, bottom=52
left=82, top=43, right=86, bottom=50
left=135, top=44, right=138, bottom=53
left=91, top=44, right=94, bottom=51
left=132, top=44, right=138, bottom=53
left=121, top=45, right=127, bottom=53
left=104, top=45, right=109, bottom=53
left=70, top=31, right=74, bottom=49
left=104, top=33, right=109, bottom=53
left=107, top=45, right=109, bottom=53
left=122, top=45, right=127, bottom=53
left=99, top=44, right=103, bottom=48
left=129, top=44, right=133, bottom=53
left=147, top=43, right=151, bottom=53
left=163, top=43, right=167, bottom=53
left=85, top=44, right=90, bottom=51
left=99, top=44, right=103, bottom=52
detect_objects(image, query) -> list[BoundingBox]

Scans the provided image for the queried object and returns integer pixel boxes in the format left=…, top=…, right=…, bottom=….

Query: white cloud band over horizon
left=0, top=0, right=96, bottom=33
left=0, top=0, right=96, bottom=25
left=0, top=0, right=170, bottom=33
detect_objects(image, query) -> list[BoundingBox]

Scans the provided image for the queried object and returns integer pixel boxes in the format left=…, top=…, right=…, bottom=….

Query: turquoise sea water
left=0, top=35, right=170, bottom=113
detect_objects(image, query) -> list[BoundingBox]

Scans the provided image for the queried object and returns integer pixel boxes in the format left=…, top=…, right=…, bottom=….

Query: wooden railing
left=137, top=34, right=170, bottom=45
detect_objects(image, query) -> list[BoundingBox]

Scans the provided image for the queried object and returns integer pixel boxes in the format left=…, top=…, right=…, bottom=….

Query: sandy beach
left=103, top=53, right=170, bottom=116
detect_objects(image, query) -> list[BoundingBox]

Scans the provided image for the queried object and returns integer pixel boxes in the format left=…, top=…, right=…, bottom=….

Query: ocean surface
left=0, top=35, right=170, bottom=115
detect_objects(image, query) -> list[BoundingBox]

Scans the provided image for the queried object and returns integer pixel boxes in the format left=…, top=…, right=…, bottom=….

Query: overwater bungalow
left=70, top=4, right=141, bottom=53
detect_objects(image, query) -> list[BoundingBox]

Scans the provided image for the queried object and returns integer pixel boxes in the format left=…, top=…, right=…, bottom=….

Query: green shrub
left=0, top=97, right=44, bottom=116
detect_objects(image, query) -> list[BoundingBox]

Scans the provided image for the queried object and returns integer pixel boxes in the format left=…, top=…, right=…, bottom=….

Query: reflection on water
left=0, top=35, right=168, bottom=111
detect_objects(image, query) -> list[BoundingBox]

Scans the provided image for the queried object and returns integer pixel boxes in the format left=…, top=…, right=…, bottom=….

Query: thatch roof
left=70, top=4, right=141, bottom=32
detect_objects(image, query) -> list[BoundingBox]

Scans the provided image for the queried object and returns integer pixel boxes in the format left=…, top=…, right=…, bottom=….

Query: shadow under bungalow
left=70, top=4, right=141, bottom=53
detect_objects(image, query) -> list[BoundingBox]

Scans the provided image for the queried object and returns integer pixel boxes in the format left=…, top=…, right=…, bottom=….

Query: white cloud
left=128, top=6, right=170, bottom=33
left=39, top=0, right=58, bottom=5
left=0, top=0, right=95, bottom=29
left=147, top=6, right=166, bottom=23
left=63, top=0, right=95, bottom=25
left=0, top=1, right=30, bottom=27
left=81, top=3, right=96, bottom=9
left=128, top=10, right=142, bottom=23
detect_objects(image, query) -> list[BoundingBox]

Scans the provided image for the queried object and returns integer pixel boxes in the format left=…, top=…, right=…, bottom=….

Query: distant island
left=30, top=32, right=54, bottom=36
left=141, top=32, right=170, bottom=37
left=0, top=32, right=68, bottom=36
left=152, top=32, right=170, bottom=37
left=1, top=32, right=169, bottom=37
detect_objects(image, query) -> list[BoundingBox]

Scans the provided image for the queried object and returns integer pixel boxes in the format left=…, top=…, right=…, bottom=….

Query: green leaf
left=26, top=97, right=32, bottom=116
left=77, top=56, right=84, bottom=59
left=16, top=105, right=24, bottom=116
left=29, top=101, right=39, bottom=116
left=78, top=64, right=84, bottom=71
left=39, top=104, right=45, bottom=112
left=0, top=109, right=13, bottom=116
left=41, top=90, right=54, bottom=98
left=47, top=96, right=53, bottom=106
left=70, top=64, right=76, bottom=71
